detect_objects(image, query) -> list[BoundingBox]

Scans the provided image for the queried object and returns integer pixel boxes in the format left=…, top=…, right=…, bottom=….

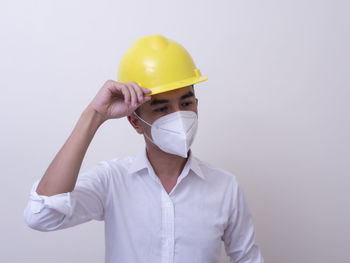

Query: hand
left=88, top=80, right=151, bottom=121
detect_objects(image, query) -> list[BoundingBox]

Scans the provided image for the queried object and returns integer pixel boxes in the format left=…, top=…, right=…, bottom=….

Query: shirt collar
left=127, top=148, right=207, bottom=181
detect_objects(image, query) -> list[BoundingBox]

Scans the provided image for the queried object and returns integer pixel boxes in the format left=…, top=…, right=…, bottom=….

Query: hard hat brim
left=147, top=75, right=208, bottom=96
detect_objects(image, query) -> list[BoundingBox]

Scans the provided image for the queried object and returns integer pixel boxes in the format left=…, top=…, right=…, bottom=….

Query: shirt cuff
left=29, top=180, right=73, bottom=217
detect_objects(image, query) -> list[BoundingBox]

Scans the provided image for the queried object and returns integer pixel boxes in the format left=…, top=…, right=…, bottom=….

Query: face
left=128, top=85, right=198, bottom=135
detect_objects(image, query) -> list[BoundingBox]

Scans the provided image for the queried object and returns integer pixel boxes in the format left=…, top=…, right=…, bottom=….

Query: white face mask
left=133, top=110, right=198, bottom=158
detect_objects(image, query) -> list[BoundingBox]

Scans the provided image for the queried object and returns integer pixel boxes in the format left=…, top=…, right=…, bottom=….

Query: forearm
left=36, top=105, right=105, bottom=196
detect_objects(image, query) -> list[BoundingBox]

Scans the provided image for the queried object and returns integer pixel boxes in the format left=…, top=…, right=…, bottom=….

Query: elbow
left=23, top=203, right=66, bottom=232
left=24, top=213, right=48, bottom=232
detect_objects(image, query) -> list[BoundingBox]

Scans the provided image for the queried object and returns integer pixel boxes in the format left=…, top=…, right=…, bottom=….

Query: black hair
left=135, top=85, right=195, bottom=116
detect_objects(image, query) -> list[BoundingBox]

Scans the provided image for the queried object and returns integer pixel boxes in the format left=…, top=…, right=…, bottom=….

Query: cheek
left=138, top=121, right=152, bottom=135
left=192, top=101, right=198, bottom=112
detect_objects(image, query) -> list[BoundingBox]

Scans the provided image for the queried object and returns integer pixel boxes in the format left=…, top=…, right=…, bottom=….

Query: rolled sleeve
left=222, top=180, right=264, bottom=263
left=28, top=180, right=73, bottom=215
left=24, top=161, right=109, bottom=232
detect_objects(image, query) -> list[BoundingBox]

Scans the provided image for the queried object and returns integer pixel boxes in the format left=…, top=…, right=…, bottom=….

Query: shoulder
left=193, top=157, right=244, bottom=209
left=79, top=154, right=137, bottom=181
left=193, top=156, right=239, bottom=187
left=97, top=155, right=137, bottom=176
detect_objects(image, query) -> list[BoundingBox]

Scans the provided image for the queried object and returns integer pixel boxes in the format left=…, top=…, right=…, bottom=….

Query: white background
left=1, top=0, right=349, bottom=262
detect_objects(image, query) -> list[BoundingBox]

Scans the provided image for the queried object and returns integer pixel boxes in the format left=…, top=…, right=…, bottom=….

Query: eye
left=181, top=101, right=193, bottom=107
left=154, top=106, right=168, bottom=112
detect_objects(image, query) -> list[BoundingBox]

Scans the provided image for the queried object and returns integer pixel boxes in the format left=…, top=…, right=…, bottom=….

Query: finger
left=104, top=79, right=118, bottom=88
left=105, top=80, right=122, bottom=95
left=139, top=94, right=151, bottom=105
left=120, top=85, right=131, bottom=104
left=142, top=87, right=152, bottom=94
left=129, top=82, right=144, bottom=103
left=126, top=83, right=137, bottom=107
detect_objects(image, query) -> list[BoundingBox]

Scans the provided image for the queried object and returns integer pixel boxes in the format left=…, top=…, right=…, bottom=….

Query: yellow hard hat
left=117, top=34, right=208, bottom=95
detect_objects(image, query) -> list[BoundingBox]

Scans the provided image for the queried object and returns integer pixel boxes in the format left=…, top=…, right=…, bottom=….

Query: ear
left=127, top=113, right=144, bottom=134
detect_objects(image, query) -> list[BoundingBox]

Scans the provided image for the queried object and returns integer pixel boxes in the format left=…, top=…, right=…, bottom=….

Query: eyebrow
left=150, top=91, right=195, bottom=106
left=180, top=91, right=194, bottom=100
left=150, top=99, right=169, bottom=106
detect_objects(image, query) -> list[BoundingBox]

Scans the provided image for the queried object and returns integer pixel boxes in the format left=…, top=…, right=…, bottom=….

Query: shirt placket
left=161, top=188, right=175, bottom=263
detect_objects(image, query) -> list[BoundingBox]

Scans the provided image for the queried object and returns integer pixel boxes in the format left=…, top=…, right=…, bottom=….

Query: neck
left=145, top=141, right=189, bottom=179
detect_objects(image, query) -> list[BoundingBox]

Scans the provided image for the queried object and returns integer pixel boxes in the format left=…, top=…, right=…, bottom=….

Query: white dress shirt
left=24, top=149, right=264, bottom=263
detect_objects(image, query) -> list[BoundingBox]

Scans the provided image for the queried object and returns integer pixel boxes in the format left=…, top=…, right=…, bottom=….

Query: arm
left=222, top=181, right=264, bottom=263
left=36, top=106, right=103, bottom=196
left=36, top=80, right=151, bottom=196
left=24, top=80, right=151, bottom=230
left=24, top=161, right=111, bottom=231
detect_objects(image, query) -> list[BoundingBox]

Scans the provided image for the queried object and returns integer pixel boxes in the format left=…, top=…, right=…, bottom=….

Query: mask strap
left=133, top=111, right=152, bottom=127
left=133, top=111, right=156, bottom=145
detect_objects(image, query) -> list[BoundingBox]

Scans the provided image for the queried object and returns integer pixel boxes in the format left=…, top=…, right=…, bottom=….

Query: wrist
left=83, top=105, right=106, bottom=127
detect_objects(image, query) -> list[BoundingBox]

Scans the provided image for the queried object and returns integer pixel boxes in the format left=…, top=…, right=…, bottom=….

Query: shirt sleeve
left=222, top=179, right=264, bottom=263
left=23, top=161, right=110, bottom=232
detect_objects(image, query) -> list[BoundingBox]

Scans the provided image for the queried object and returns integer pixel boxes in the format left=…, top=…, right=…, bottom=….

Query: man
left=24, top=34, right=264, bottom=263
